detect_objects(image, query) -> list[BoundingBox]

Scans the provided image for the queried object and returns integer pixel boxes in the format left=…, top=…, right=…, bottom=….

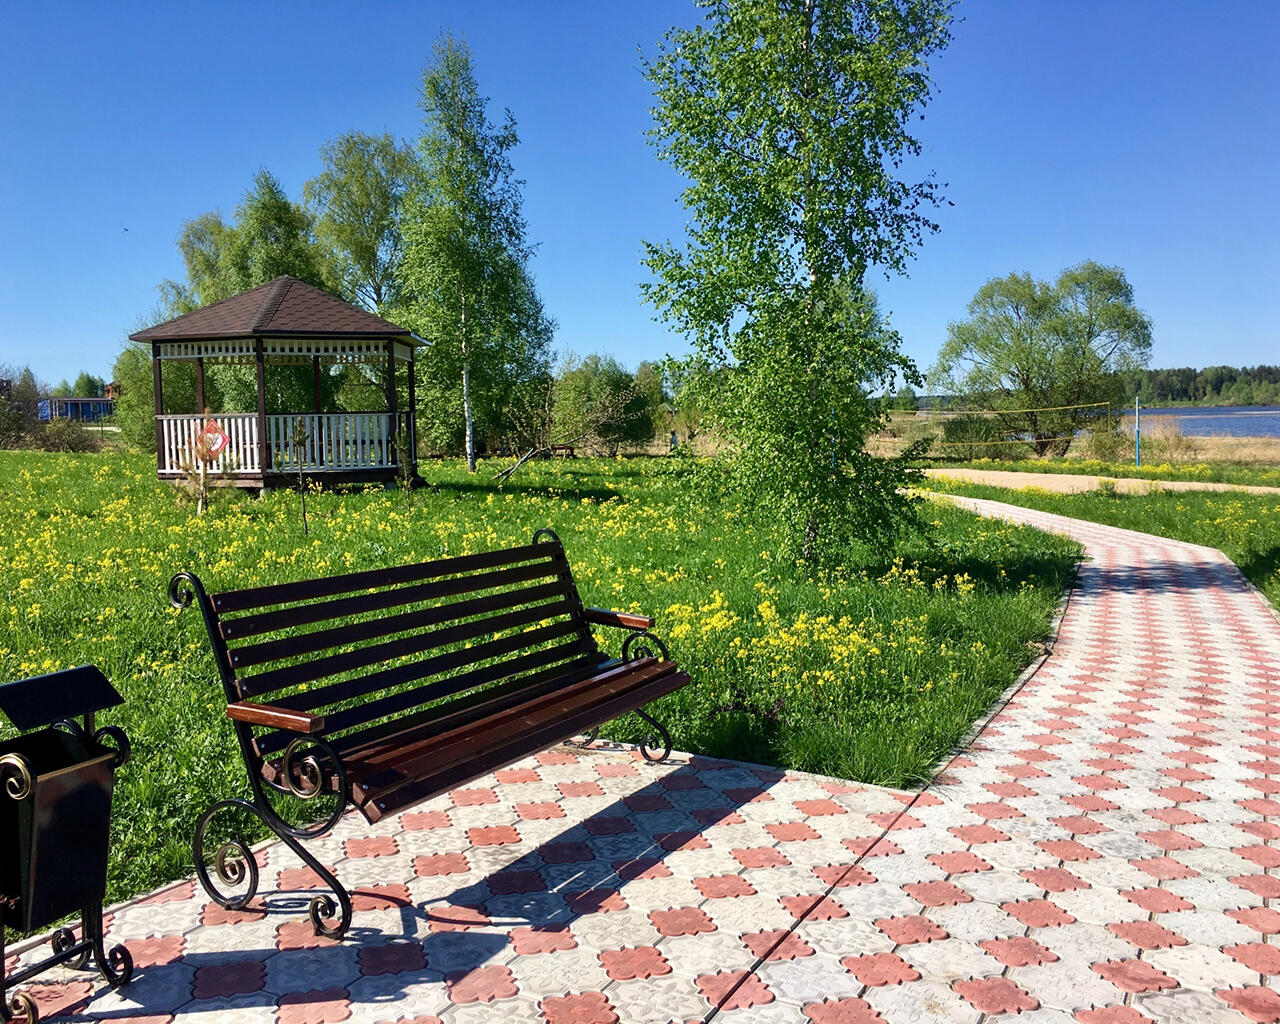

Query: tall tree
left=305, top=132, right=417, bottom=313
left=152, top=170, right=336, bottom=415
left=0, top=365, right=42, bottom=447
left=72, top=372, right=105, bottom=398
left=643, top=0, right=953, bottom=559
left=552, top=353, right=649, bottom=456
left=222, top=169, right=330, bottom=294
left=931, top=261, right=1153, bottom=454
left=159, top=170, right=331, bottom=314
left=400, top=35, right=548, bottom=471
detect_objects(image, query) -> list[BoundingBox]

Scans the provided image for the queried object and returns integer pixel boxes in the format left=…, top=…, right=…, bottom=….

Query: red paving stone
left=10, top=500, right=1279, bottom=1022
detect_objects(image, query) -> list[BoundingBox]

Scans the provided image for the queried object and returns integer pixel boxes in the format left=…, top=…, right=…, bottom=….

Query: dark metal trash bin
left=0, top=666, right=133, bottom=1024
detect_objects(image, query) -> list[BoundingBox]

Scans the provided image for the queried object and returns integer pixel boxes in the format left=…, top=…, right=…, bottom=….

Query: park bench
left=169, top=528, right=689, bottom=939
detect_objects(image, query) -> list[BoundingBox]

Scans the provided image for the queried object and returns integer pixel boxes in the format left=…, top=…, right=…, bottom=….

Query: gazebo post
left=254, top=337, right=271, bottom=473
left=195, top=357, right=206, bottom=415
left=151, top=344, right=164, bottom=475
left=385, top=342, right=398, bottom=469
left=407, top=348, right=419, bottom=479
left=312, top=356, right=323, bottom=468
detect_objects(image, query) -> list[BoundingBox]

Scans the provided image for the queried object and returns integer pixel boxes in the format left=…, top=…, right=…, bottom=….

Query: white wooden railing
left=158, top=413, right=409, bottom=475
left=159, top=413, right=260, bottom=475
left=267, top=413, right=407, bottom=471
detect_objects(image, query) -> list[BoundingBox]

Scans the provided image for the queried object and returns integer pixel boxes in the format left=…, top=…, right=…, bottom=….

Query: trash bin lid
left=0, top=665, right=124, bottom=732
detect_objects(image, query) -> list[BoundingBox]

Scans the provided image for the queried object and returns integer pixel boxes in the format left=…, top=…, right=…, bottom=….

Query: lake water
left=1138, top=405, right=1280, bottom=438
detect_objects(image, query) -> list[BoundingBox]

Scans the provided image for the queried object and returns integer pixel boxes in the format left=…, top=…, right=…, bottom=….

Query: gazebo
left=130, top=276, right=424, bottom=489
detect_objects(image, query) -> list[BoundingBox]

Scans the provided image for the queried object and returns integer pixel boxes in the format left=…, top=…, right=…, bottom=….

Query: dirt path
left=926, top=466, right=1280, bottom=496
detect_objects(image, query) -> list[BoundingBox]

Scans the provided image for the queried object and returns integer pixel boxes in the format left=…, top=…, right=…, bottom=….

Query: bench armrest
left=226, top=701, right=325, bottom=735
left=584, top=607, right=656, bottom=631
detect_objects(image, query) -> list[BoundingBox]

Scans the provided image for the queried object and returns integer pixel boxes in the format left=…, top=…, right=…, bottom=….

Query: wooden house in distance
left=130, top=276, right=424, bottom=489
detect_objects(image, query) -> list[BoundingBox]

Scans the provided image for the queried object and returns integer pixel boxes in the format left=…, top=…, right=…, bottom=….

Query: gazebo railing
left=267, top=413, right=408, bottom=471
left=159, top=413, right=260, bottom=474
left=158, top=412, right=410, bottom=476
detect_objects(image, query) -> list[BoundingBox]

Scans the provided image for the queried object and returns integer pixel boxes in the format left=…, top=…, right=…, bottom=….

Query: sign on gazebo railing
left=157, top=413, right=410, bottom=477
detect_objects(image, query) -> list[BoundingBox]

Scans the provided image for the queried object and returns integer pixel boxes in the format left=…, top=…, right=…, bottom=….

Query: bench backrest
left=176, top=533, right=606, bottom=762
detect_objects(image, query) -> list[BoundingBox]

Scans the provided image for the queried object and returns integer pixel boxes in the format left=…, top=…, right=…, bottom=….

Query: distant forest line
left=910, top=365, right=1280, bottom=412
left=1122, top=365, right=1280, bottom=407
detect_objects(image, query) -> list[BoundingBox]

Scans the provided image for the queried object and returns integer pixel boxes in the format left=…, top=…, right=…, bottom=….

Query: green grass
left=927, top=456, right=1280, bottom=488
left=0, top=450, right=1079, bottom=906
left=924, top=476, right=1280, bottom=609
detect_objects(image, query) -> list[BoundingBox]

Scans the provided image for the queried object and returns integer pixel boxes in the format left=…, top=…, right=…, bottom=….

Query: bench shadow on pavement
left=48, top=756, right=782, bottom=1020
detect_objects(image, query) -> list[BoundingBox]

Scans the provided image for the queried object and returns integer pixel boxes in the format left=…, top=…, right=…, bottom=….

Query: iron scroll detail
left=0, top=754, right=33, bottom=801
left=620, top=632, right=673, bottom=762
left=621, top=630, right=670, bottom=664
left=94, top=726, right=131, bottom=769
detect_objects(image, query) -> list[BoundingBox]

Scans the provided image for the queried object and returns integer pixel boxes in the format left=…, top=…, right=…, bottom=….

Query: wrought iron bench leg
left=634, top=708, right=673, bottom=763
left=193, top=789, right=353, bottom=941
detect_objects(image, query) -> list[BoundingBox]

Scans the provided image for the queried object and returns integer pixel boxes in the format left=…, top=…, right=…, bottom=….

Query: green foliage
left=893, top=384, right=920, bottom=412
left=642, top=0, right=953, bottom=559
left=400, top=35, right=553, bottom=469
left=552, top=353, right=649, bottom=455
left=0, top=365, right=42, bottom=448
left=73, top=372, right=106, bottom=398
left=0, top=450, right=1077, bottom=903
left=51, top=379, right=71, bottom=397
left=111, top=341, right=213, bottom=451
left=931, top=261, right=1153, bottom=454
left=939, top=414, right=1021, bottom=460
left=305, top=132, right=416, bottom=313
left=158, top=170, right=332, bottom=315
left=34, top=418, right=102, bottom=453
left=1083, top=424, right=1129, bottom=461
left=634, top=361, right=667, bottom=441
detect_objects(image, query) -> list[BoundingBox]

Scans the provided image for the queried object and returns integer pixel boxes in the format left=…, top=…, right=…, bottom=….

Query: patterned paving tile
left=6, top=497, right=1279, bottom=1021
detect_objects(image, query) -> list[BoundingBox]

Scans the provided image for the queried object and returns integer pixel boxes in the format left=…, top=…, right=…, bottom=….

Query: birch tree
left=643, top=0, right=953, bottom=559
left=401, top=36, right=542, bottom=472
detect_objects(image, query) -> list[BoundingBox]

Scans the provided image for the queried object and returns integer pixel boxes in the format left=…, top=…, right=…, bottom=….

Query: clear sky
left=1, top=0, right=1277, bottom=387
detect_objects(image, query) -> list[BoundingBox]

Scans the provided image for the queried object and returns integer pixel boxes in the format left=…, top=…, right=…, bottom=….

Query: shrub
left=939, top=415, right=1022, bottom=461
left=1084, top=425, right=1129, bottom=461
left=34, top=418, right=102, bottom=453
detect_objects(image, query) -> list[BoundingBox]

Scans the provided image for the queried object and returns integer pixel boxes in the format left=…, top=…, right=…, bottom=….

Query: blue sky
left=1, top=0, right=1277, bottom=387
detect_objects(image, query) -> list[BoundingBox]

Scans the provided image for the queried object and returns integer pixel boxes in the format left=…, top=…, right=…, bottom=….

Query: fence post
left=1135, top=395, right=1141, bottom=468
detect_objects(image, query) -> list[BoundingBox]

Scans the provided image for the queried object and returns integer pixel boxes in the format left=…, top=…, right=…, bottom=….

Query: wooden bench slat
left=222, top=559, right=570, bottom=642
left=252, top=642, right=604, bottom=758
left=229, top=579, right=571, bottom=670
left=210, top=541, right=561, bottom=614
left=337, top=656, right=649, bottom=772
left=350, top=658, right=672, bottom=782
left=236, top=597, right=581, bottom=697
left=353, top=664, right=690, bottom=820
left=312, top=648, right=607, bottom=747
left=260, top=658, right=662, bottom=789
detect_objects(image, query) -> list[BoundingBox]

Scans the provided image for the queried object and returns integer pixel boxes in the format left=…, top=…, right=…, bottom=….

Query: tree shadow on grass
left=427, top=477, right=622, bottom=504
left=857, top=550, right=1080, bottom=595
left=1236, top=545, right=1280, bottom=600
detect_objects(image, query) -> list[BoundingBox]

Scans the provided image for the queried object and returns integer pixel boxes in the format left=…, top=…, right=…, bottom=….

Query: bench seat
left=172, top=528, right=691, bottom=938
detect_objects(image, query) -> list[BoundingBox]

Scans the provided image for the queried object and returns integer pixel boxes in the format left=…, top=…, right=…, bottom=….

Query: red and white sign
left=195, top=418, right=230, bottom=459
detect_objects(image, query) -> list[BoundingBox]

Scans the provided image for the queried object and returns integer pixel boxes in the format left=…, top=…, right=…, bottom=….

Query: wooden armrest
left=226, top=701, right=325, bottom=734
left=584, top=607, right=656, bottom=631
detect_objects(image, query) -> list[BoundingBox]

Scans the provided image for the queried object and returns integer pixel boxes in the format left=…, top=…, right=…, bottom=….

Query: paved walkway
left=6, top=499, right=1279, bottom=1023
left=925, top=467, right=1280, bottom=496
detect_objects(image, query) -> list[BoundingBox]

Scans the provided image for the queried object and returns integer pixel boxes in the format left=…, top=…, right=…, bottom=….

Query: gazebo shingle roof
left=130, top=277, right=412, bottom=342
